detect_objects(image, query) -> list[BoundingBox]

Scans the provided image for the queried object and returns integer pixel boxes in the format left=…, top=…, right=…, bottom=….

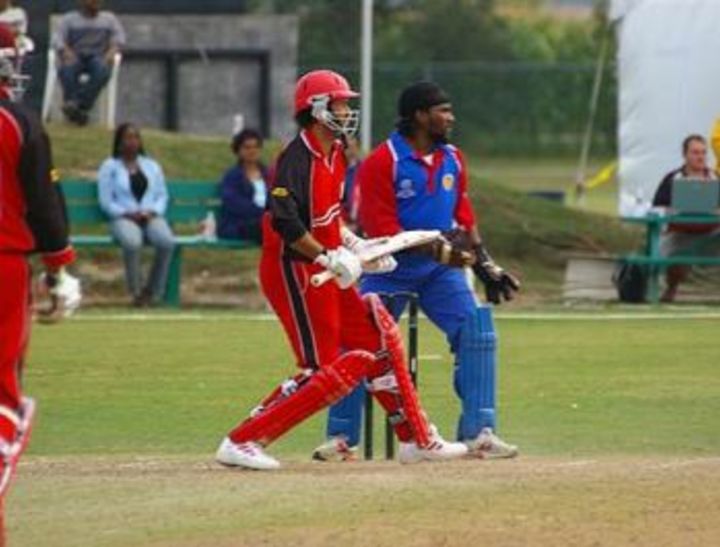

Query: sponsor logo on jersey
left=442, top=173, right=455, bottom=191
left=396, top=179, right=416, bottom=199
left=271, top=187, right=289, bottom=197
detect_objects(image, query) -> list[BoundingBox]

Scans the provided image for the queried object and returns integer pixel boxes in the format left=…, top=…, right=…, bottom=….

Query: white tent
left=611, top=0, right=720, bottom=216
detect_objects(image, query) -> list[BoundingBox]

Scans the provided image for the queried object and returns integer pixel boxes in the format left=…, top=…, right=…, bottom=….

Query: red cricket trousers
left=259, top=248, right=381, bottom=369
left=0, top=254, right=29, bottom=442
left=227, top=246, right=424, bottom=445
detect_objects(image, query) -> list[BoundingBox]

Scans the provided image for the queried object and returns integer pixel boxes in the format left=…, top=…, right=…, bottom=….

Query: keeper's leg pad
left=229, top=350, right=373, bottom=446
left=454, top=306, right=497, bottom=440
left=364, top=293, right=430, bottom=447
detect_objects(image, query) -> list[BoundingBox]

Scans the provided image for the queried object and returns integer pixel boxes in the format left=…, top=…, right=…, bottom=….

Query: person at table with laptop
left=652, top=134, right=720, bottom=302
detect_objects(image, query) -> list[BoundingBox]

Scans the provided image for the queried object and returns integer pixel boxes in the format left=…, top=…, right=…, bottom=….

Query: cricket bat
left=310, top=229, right=441, bottom=287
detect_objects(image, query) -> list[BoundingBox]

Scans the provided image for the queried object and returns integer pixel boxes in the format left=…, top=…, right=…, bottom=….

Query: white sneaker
left=466, top=427, right=518, bottom=459
left=215, top=437, right=280, bottom=470
left=398, top=425, right=468, bottom=464
left=312, top=436, right=358, bottom=462
left=0, top=397, right=36, bottom=496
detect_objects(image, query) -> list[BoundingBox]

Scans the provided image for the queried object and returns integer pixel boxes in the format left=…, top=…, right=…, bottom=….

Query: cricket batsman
left=216, top=70, right=468, bottom=470
left=315, top=81, right=520, bottom=461
left=0, top=23, right=80, bottom=496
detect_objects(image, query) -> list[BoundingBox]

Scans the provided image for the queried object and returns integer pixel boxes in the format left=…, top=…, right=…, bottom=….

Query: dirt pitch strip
left=8, top=455, right=720, bottom=546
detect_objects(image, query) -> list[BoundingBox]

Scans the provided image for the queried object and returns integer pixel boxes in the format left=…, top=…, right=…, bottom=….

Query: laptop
left=671, top=179, right=720, bottom=214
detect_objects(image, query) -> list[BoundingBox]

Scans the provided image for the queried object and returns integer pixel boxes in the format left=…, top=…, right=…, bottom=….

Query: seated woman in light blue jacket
left=98, top=123, right=175, bottom=307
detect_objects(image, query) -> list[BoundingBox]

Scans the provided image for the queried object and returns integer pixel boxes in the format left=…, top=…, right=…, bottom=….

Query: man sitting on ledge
left=53, top=0, right=125, bottom=125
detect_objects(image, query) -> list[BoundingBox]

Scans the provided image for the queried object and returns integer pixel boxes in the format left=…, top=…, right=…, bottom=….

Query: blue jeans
left=110, top=217, right=175, bottom=301
left=58, top=54, right=111, bottom=111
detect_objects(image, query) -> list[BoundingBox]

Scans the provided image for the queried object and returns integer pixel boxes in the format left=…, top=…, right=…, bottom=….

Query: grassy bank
left=49, top=124, right=639, bottom=304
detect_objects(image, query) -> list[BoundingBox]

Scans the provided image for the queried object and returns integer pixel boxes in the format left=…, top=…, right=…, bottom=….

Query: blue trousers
left=58, top=54, right=111, bottom=111
left=326, top=257, right=482, bottom=445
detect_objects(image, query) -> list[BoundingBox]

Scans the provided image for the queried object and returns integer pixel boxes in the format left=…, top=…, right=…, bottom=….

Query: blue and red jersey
left=358, top=131, right=476, bottom=238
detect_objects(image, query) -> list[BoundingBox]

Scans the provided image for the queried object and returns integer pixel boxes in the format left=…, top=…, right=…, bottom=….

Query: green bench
left=61, top=180, right=257, bottom=307
left=621, top=212, right=720, bottom=303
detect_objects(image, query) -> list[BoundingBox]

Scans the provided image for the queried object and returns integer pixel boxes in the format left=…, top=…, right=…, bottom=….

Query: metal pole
left=574, top=26, right=611, bottom=204
left=360, top=0, right=374, bottom=151
left=408, top=295, right=419, bottom=386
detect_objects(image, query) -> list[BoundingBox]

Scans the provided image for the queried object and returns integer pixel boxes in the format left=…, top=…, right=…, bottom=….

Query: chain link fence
left=304, top=61, right=617, bottom=157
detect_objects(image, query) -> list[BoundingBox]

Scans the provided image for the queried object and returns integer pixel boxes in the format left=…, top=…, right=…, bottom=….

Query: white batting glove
left=340, top=227, right=397, bottom=274
left=314, top=247, right=362, bottom=289
left=36, top=269, right=82, bottom=323
left=340, top=225, right=368, bottom=251
left=55, top=270, right=82, bottom=314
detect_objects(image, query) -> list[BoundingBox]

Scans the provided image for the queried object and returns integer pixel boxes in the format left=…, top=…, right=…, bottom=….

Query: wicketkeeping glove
left=314, top=246, right=363, bottom=289
left=416, top=229, right=475, bottom=267
left=471, top=243, right=520, bottom=304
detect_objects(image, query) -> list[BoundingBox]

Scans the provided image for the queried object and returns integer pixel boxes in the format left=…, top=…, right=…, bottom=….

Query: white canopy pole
left=360, top=0, right=374, bottom=152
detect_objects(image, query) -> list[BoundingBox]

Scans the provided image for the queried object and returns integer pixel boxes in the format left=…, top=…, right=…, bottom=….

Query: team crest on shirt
left=396, top=179, right=416, bottom=199
left=442, top=173, right=455, bottom=191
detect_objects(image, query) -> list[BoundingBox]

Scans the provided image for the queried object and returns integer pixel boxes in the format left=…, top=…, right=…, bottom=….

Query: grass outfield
left=6, top=310, right=720, bottom=546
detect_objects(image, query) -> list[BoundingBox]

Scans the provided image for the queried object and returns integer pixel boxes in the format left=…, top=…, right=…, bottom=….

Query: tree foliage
left=250, top=0, right=616, bottom=155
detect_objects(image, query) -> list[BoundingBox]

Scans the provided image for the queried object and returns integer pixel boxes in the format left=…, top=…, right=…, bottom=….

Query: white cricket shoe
left=398, top=425, right=468, bottom=464
left=0, top=397, right=36, bottom=496
left=465, top=427, right=518, bottom=459
left=312, top=436, right=358, bottom=462
left=215, top=437, right=280, bottom=470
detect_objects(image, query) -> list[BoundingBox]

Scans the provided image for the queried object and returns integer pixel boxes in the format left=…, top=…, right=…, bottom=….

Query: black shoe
left=132, top=288, right=152, bottom=308
left=75, top=109, right=89, bottom=126
left=61, top=102, right=81, bottom=124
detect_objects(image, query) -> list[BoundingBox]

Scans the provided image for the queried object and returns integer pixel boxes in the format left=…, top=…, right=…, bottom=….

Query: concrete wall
left=21, top=0, right=252, bottom=110
left=115, top=14, right=298, bottom=138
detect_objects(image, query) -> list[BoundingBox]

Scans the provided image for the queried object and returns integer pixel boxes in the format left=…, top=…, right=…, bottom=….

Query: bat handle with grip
left=310, top=270, right=336, bottom=287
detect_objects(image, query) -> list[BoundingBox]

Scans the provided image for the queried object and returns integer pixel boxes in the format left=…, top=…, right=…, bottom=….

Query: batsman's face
left=330, top=99, right=351, bottom=123
left=685, top=140, right=707, bottom=172
left=425, top=103, right=454, bottom=142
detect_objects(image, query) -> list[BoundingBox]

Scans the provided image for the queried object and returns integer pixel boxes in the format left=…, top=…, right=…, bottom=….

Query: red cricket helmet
left=294, top=69, right=359, bottom=116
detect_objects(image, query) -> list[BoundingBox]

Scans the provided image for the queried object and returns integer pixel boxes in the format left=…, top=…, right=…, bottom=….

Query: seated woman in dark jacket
left=218, top=129, right=268, bottom=243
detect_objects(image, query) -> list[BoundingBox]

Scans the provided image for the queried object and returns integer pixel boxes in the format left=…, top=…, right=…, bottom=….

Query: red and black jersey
left=265, top=129, right=346, bottom=261
left=0, top=99, right=75, bottom=268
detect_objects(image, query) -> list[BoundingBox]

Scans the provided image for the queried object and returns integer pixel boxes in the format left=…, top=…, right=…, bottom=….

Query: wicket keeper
left=315, top=81, right=520, bottom=461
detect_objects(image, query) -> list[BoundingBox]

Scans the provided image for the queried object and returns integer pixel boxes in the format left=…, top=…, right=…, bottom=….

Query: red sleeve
left=10, top=102, right=75, bottom=269
left=357, top=145, right=402, bottom=237
left=42, top=246, right=77, bottom=269
left=453, top=148, right=476, bottom=231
